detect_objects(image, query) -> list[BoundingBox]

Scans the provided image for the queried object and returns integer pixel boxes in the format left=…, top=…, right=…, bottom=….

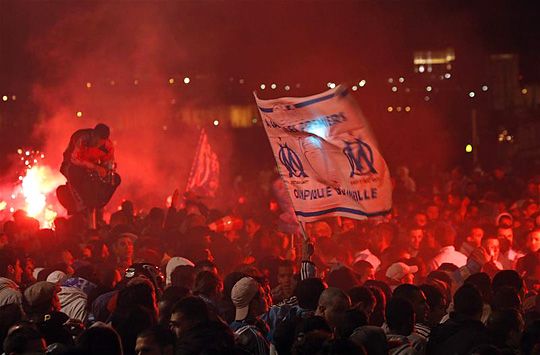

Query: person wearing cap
left=165, top=257, right=194, bottom=286
left=386, top=262, right=418, bottom=290
left=229, top=277, right=270, bottom=355
left=23, top=281, right=74, bottom=346
left=496, top=212, right=514, bottom=229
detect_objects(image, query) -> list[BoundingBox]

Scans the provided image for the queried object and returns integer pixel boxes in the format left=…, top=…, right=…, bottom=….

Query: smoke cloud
left=26, top=3, right=229, bottom=212
left=1, top=1, right=499, bottom=220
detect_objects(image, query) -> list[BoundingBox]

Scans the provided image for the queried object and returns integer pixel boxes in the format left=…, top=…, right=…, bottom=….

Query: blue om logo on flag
left=343, top=139, right=378, bottom=177
left=279, top=144, right=308, bottom=178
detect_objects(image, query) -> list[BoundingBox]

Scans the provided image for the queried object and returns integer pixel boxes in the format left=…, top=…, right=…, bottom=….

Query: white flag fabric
left=255, top=85, right=392, bottom=222
left=185, top=129, right=220, bottom=198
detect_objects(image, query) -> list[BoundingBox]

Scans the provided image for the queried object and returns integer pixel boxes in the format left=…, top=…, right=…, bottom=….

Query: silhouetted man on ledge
left=57, top=123, right=120, bottom=227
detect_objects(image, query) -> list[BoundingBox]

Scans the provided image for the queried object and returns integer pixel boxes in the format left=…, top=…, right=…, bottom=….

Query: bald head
left=310, top=221, right=332, bottom=239
left=316, top=287, right=351, bottom=329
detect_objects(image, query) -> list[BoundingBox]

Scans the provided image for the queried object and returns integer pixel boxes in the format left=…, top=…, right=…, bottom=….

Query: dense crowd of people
left=0, top=165, right=540, bottom=355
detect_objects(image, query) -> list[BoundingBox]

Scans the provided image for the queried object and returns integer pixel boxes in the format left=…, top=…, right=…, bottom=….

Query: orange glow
left=21, top=166, right=65, bottom=227
left=414, top=48, right=455, bottom=65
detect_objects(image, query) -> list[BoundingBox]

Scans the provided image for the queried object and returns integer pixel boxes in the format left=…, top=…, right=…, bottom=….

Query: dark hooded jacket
left=426, top=313, right=492, bottom=355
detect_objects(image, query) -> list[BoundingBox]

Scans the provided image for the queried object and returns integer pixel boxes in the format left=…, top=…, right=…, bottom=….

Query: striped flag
left=185, top=129, right=220, bottom=197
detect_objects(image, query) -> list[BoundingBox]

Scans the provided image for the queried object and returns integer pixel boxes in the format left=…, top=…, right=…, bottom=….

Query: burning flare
left=20, top=165, right=65, bottom=227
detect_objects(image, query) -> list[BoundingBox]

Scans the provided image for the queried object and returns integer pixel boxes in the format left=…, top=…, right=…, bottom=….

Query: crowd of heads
left=0, top=164, right=540, bottom=354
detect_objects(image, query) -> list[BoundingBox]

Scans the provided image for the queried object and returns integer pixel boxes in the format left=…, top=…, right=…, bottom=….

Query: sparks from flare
left=21, top=165, right=64, bottom=227
left=5, top=150, right=66, bottom=228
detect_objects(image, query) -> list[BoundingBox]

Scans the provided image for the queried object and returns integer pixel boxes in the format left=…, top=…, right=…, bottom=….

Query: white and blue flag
left=255, top=85, right=392, bottom=222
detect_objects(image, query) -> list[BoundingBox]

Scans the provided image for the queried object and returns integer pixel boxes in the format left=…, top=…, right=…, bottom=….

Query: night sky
left=2, top=1, right=539, bottom=88
left=1, top=1, right=539, bottom=179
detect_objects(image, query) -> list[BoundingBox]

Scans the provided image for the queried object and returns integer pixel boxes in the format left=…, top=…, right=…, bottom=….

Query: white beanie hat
left=165, top=257, right=195, bottom=285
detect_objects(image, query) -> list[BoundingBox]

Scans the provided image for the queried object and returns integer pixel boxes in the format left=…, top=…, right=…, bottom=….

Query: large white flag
left=255, top=85, right=392, bottom=222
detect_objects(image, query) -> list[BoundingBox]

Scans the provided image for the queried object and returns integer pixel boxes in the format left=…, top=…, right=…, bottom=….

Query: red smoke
left=25, top=4, right=231, bottom=213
